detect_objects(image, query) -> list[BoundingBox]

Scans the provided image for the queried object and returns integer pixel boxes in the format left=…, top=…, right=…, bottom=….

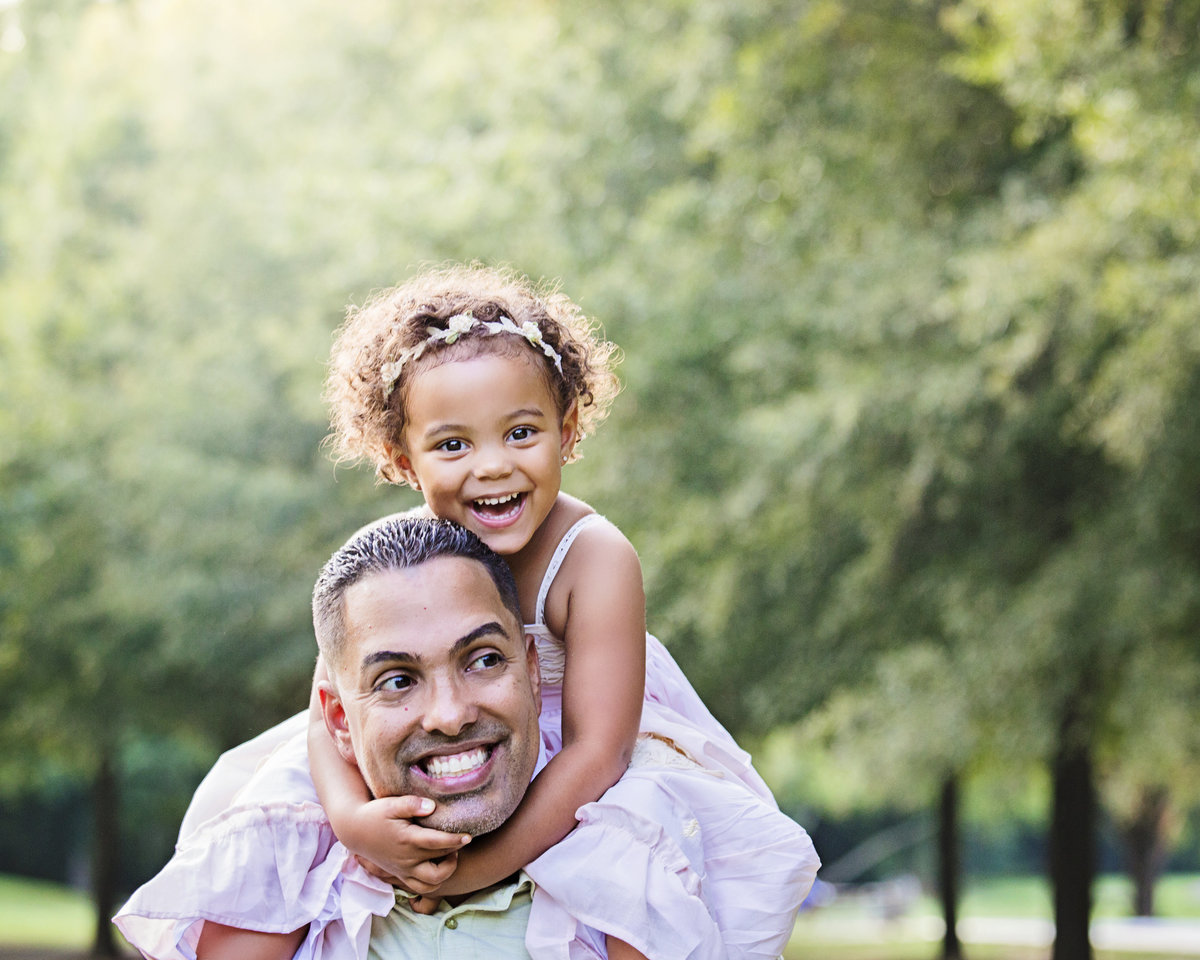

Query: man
left=117, top=516, right=610, bottom=959
left=308, top=514, right=548, bottom=954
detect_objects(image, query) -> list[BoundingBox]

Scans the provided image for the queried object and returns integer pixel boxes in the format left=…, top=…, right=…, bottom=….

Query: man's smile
left=409, top=743, right=501, bottom=802
left=419, top=745, right=492, bottom=780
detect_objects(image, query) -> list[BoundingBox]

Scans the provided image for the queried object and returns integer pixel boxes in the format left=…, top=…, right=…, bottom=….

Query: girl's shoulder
left=551, top=494, right=637, bottom=560
left=543, top=497, right=644, bottom=625
left=516, top=494, right=642, bottom=625
left=547, top=499, right=643, bottom=595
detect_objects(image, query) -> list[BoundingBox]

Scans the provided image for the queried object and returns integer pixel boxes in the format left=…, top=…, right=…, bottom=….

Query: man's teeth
left=476, top=494, right=519, bottom=507
left=423, top=747, right=489, bottom=779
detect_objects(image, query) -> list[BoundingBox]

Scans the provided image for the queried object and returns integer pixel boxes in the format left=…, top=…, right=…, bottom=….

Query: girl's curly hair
left=325, top=263, right=621, bottom=483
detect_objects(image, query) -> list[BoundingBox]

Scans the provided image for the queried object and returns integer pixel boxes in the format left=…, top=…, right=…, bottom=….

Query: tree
left=6, top=2, right=1200, bottom=954
left=578, top=2, right=1200, bottom=956
left=0, top=1, right=381, bottom=947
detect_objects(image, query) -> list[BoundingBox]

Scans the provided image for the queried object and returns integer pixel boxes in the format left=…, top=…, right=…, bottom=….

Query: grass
left=871, top=873, right=1200, bottom=924
left=785, top=873, right=1200, bottom=960
left=0, top=875, right=94, bottom=949
left=784, top=941, right=1186, bottom=960
left=2, top=872, right=1198, bottom=957
left=1094, top=875, right=1200, bottom=920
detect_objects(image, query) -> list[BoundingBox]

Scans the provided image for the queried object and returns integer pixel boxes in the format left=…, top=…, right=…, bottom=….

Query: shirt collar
left=396, top=871, right=535, bottom=915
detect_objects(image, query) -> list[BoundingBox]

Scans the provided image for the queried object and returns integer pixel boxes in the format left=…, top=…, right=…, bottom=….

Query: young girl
left=116, top=265, right=819, bottom=959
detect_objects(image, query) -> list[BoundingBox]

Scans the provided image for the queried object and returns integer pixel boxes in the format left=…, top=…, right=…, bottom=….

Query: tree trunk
left=938, top=775, right=963, bottom=960
left=1050, top=724, right=1095, bottom=960
left=90, top=747, right=120, bottom=958
left=1122, top=785, right=1170, bottom=917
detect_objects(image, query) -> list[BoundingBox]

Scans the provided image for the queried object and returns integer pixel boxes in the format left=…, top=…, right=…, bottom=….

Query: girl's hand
left=341, top=794, right=471, bottom=895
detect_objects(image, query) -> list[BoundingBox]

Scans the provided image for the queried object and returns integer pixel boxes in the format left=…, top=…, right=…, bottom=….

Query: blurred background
left=1, top=0, right=1199, bottom=958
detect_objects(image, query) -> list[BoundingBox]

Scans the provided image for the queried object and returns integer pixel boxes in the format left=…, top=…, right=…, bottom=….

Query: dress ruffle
left=114, top=724, right=396, bottom=960
left=176, top=711, right=310, bottom=839
left=523, top=747, right=819, bottom=960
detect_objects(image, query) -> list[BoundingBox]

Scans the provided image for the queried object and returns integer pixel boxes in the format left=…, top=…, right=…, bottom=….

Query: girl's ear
left=559, top=401, right=579, bottom=462
left=384, top=442, right=421, bottom=490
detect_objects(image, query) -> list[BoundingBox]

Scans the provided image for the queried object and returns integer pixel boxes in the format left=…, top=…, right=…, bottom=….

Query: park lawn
left=2, top=871, right=1198, bottom=956
left=0, top=874, right=94, bottom=948
left=959, top=873, right=1200, bottom=921
left=785, top=942, right=1189, bottom=960
left=786, top=873, right=1200, bottom=960
left=1094, top=874, right=1200, bottom=920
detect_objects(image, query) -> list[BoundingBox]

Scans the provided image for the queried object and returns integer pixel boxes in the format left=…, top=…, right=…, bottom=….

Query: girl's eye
left=509, top=426, right=535, bottom=442
left=467, top=651, right=504, bottom=672
left=378, top=674, right=414, bottom=693
left=436, top=439, right=466, bottom=453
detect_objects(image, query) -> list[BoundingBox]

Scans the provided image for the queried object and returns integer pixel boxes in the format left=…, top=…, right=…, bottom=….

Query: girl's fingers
left=408, top=895, right=441, bottom=916
left=371, top=794, right=438, bottom=820
left=353, top=856, right=404, bottom=885
left=373, top=795, right=474, bottom=852
left=394, top=825, right=472, bottom=856
left=407, top=852, right=459, bottom=887
left=352, top=847, right=460, bottom=890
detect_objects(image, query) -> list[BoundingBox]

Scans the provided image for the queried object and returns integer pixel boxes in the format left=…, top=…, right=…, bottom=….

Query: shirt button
left=445, top=918, right=458, bottom=930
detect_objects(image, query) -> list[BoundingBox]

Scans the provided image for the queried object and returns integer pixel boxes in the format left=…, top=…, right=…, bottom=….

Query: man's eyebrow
left=358, top=621, right=513, bottom=673
left=450, top=621, right=513, bottom=654
left=360, top=649, right=418, bottom=672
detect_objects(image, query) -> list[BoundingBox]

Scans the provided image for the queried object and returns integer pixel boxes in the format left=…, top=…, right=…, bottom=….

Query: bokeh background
left=2, top=1, right=1199, bottom=958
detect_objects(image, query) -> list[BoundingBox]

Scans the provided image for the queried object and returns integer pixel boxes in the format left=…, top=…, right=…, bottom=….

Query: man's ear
left=524, top=632, right=542, bottom=712
left=319, top=680, right=358, bottom=766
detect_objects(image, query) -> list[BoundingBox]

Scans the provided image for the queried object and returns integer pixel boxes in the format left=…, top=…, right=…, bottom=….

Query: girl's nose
left=471, top=444, right=513, bottom=480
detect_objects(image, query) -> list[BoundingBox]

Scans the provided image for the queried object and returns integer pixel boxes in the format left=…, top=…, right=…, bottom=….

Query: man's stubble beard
left=419, top=795, right=509, bottom=837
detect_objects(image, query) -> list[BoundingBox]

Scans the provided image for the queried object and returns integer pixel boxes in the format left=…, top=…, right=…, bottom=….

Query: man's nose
left=420, top=676, right=477, bottom=736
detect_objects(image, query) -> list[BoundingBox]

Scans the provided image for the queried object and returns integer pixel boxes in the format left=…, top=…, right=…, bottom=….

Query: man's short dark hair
left=312, top=515, right=522, bottom=667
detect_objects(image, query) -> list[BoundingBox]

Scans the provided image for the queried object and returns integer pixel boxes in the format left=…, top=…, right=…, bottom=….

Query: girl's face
left=392, top=351, right=577, bottom=557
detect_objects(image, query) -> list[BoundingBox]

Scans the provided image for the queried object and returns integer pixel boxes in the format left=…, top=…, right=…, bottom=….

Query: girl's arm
left=195, top=921, right=306, bottom=960
left=434, top=519, right=647, bottom=896
left=307, top=657, right=468, bottom=893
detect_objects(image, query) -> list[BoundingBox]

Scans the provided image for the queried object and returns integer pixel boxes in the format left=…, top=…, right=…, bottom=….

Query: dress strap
left=532, top=514, right=605, bottom=626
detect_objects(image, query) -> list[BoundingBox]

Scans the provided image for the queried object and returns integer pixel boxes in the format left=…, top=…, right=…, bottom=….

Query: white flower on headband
left=381, top=360, right=404, bottom=399
left=379, top=310, right=564, bottom=397
left=522, top=321, right=544, bottom=345
left=444, top=313, right=477, bottom=343
left=500, top=317, right=562, bottom=373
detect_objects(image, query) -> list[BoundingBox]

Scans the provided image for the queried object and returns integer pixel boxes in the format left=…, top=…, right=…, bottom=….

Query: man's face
left=321, top=556, right=540, bottom=835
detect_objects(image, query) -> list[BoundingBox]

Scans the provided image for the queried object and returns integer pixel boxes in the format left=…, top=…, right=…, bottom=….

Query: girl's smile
left=470, top=491, right=527, bottom=526
left=394, top=351, right=577, bottom=557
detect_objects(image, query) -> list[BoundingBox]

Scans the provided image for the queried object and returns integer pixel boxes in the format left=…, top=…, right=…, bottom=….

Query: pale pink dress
left=115, top=515, right=819, bottom=959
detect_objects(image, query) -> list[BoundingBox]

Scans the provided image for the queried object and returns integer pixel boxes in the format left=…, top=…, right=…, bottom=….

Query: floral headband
left=381, top=311, right=563, bottom=398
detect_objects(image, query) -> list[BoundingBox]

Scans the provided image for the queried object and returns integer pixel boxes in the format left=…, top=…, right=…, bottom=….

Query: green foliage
left=1, top=0, right=1200, bottom=908
left=0, top=874, right=94, bottom=948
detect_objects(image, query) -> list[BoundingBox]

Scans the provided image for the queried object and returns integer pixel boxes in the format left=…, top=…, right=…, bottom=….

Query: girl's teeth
left=476, top=494, right=518, bottom=507
left=424, top=747, right=489, bottom=779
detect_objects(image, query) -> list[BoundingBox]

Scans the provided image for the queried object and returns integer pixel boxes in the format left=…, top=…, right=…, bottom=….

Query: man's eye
left=468, top=652, right=504, bottom=672
left=378, top=674, right=414, bottom=692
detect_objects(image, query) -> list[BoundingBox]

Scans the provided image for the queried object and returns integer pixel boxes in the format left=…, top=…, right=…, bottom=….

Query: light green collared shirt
left=367, top=872, right=534, bottom=960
